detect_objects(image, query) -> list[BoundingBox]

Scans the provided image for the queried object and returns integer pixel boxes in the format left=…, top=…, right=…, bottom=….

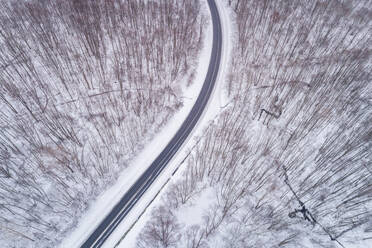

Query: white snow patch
left=176, top=187, right=215, bottom=227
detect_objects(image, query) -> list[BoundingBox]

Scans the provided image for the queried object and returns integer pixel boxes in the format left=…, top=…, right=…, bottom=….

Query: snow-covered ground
left=61, top=0, right=372, bottom=247
left=112, top=0, right=372, bottom=247
left=59, top=0, right=232, bottom=247
left=1, top=1, right=206, bottom=247
left=110, top=0, right=234, bottom=247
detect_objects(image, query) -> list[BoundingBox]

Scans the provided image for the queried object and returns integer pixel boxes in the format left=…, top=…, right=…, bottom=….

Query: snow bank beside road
left=59, top=1, right=220, bottom=248
left=112, top=0, right=234, bottom=247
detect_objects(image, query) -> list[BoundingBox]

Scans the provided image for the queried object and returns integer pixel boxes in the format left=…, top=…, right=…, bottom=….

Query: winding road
left=81, top=0, right=222, bottom=247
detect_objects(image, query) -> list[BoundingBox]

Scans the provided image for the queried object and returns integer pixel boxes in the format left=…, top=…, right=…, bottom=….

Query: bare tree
left=137, top=206, right=181, bottom=248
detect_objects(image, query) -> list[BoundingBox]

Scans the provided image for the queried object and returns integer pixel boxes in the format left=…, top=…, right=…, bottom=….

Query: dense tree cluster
left=0, top=0, right=205, bottom=246
left=137, top=0, right=371, bottom=247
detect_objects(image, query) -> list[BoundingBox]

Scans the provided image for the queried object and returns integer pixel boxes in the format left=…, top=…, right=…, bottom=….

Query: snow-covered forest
left=136, top=0, right=372, bottom=247
left=0, top=0, right=205, bottom=246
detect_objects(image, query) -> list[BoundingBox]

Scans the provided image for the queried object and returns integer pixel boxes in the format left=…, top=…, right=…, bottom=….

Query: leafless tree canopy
left=0, top=0, right=205, bottom=246
left=138, top=0, right=371, bottom=247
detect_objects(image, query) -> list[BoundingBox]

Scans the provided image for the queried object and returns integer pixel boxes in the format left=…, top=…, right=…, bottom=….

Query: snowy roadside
left=58, top=1, right=219, bottom=248
left=110, top=0, right=234, bottom=247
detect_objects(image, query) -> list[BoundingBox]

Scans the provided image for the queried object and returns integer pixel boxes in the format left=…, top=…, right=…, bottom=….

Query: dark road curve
left=81, top=1, right=222, bottom=247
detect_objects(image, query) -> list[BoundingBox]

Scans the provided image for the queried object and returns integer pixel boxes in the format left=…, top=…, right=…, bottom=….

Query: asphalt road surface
left=81, top=0, right=222, bottom=247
